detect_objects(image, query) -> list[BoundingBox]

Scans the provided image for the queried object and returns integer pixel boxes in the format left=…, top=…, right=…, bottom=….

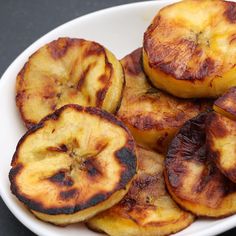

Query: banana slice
left=117, top=48, right=210, bottom=153
left=16, top=37, right=124, bottom=128
left=165, top=112, right=236, bottom=217
left=214, top=87, right=236, bottom=120
left=87, top=146, right=194, bottom=236
left=143, top=0, right=236, bottom=98
left=207, top=112, right=236, bottom=183
left=9, top=104, right=136, bottom=225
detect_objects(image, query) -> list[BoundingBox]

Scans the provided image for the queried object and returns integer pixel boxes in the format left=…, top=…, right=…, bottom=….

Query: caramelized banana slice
left=117, top=48, right=210, bottom=153
left=165, top=112, right=236, bottom=217
left=143, top=0, right=236, bottom=98
left=207, top=112, right=236, bottom=183
left=16, top=38, right=124, bottom=128
left=214, top=87, right=236, bottom=120
left=9, top=105, right=136, bottom=225
left=87, top=146, right=194, bottom=236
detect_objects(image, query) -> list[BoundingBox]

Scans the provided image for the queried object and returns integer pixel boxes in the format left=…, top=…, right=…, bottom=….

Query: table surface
left=0, top=0, right=235, bottom=235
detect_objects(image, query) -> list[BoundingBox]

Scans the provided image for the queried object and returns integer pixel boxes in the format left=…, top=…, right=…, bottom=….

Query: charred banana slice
left=16, top=37, right=124, bottom=128
left=214, top=87, right=236, bottom=120
left=87, top=146, right=194, bottom=236
left=117, top=48, right=210, bottom=153
left=207, top=112, right=236, bottom=183
left=9, top=105, right=136, bottom=225
left=165, top=112, right=236, bottom=217
left=143, top=0, right=236, bottom=98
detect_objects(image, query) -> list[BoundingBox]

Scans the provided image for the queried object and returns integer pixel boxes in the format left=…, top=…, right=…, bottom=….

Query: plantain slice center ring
left=9, top=104, right=136, bottom=225
left=16, top=37, right=124, bottom=128
left=143, top=0, right=236, bottom=98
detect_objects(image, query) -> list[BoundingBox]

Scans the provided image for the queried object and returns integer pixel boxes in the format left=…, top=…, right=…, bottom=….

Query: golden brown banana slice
left=207, top=112, right=236, bottom=183
left=143, top=0, right=236, bottom=98
left=9, top=104, right=136, bottom=225
left=117, top=48, right=210, bottom=153
left=214, top=87, right=236, bottom=120
left=87, top=146, right=194, bottom=236
left=165, top=112, right=236, bottom=217
left=16, top=37, right=124, bottom=128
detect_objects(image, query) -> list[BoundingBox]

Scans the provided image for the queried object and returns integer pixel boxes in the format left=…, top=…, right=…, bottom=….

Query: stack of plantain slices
left=9, top=0, right=236, bottom=235
left=11, top=38, right=137, bottom=226
left=117, top=48, right=211, bottom=154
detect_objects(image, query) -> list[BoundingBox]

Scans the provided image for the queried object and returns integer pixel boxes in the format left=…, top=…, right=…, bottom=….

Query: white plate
left=0, top=0, right=236, bottom=235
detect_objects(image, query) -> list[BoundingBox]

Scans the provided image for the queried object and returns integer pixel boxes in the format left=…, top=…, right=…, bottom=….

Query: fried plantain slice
left=214, top=87, right=236, bottom=120
left=207, top=112, right=236, bottom=183
left=143, top=0, right=236, bottom=98
left=9, top=104, right=136, bottom=225
left=87, top=146, right=194, bottom=236
left=117, top=48, right=210, bottom=153
left=165, top=112, right=236, bottom=217
left=16, top=37, right=124, bottom=128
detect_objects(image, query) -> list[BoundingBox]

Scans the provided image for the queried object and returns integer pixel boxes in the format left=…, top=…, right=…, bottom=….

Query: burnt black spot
left=87, top=166, right=99, bottom=176
left=168, top=172, right=180, bottom=188
left=115, top=147, right=137, bottom=187
left=59, top=144, right=68, bottom=152
left=9, top=164, right=23, bottom=191
left=83, top=159, right=101, bottom=177
left=224, top=2, right=236, bottom=23
left=49, top=171, right=65, bottom=182
left=60, top=189, right=78, bottom=200
left=86, top=193, right=107, bottom=207
left=48, top=171, right=74, bottom=187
